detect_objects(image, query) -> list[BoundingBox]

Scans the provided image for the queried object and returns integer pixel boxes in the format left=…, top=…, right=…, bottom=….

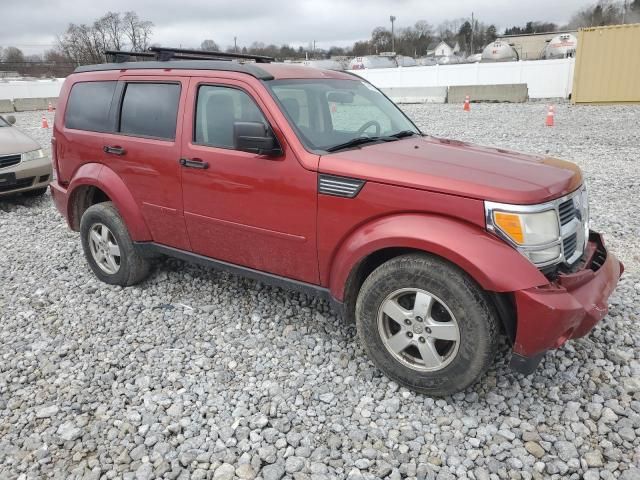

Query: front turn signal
left=493, top=212, right=524, bottom=244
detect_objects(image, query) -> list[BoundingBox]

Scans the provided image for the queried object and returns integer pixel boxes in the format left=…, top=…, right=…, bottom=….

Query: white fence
left=0, top=59, right=575, bottom=102
left=0, top=79, right=65, bottom=100
left=349, top=58, right=576, bottom=99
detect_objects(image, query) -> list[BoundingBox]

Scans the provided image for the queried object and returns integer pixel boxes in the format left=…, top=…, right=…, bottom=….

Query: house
left=426, top=40, right=456, bottom=57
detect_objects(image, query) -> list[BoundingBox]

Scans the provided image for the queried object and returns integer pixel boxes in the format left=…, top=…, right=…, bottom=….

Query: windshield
left=0, top=116, right=8, bottom=127
left=267, top=78, right=420, bottom=152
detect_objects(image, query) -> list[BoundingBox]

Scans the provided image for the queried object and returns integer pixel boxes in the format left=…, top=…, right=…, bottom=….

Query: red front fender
left=328, top=213, right=549, bottom=301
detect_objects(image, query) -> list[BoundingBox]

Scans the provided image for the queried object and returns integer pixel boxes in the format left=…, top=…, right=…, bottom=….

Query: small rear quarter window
left=65, top=81, right=116, bottom=132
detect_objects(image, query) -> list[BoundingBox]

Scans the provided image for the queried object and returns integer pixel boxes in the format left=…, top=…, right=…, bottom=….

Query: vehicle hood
left=319, top=136, right=582, bottom=204
left=0, top=126, right=40, bottom=156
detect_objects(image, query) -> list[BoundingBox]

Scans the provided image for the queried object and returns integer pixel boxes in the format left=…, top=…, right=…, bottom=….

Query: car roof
left=74, top=61, right=356, bottom=82
left=257, top=63, right=354, bottom=80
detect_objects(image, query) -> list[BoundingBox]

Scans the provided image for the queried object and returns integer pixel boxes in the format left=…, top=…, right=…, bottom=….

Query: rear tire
left=355, top=253, right=499, bottom=396
left=80, top=202, right=150, bottom=286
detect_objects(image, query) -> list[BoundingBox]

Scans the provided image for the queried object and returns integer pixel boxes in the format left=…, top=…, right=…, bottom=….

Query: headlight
left=22, top=149, right=45, bottom=162
left=486, top=201, right=562, bottom=267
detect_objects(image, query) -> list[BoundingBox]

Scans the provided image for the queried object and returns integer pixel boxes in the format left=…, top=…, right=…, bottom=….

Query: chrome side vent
left=318, top=174, right=365, bottom=198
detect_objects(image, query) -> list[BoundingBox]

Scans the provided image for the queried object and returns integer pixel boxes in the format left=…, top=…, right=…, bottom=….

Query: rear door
left=179, top=77, right=319, bottom=283
left=102, top=75, right=191, bottom=250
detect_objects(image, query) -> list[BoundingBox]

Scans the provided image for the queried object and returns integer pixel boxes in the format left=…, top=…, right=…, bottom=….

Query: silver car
left=0, top=115, right=52, bottom=197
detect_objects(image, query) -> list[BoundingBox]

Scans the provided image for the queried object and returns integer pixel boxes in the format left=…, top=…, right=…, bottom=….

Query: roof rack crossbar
left=148, top=46, right=274, bottom=63
left=105, top=50, right=233, bottom=63
left=105, top=51, right=155, bottom=63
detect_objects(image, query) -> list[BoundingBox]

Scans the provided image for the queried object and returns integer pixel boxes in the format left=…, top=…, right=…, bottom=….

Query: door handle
left=179, top=158, right=209, bottom=169
left=103, top=145, right=126, bottom=156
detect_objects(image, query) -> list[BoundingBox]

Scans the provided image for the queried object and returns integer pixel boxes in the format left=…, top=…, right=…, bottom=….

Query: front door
left=180, top=77, right=319, bottom=284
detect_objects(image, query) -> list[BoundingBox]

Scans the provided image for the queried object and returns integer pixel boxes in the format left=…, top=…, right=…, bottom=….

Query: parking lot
left=1, top=104, right=639, bottom=479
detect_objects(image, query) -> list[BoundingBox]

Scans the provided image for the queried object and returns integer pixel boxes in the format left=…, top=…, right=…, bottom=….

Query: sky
left=2, top=0, right=594, bottom=56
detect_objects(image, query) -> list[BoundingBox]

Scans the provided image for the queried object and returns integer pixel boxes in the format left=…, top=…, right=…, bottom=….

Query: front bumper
left=510, top=231, right=623, bottom=374
left=0, top=156, right=52, bottom=196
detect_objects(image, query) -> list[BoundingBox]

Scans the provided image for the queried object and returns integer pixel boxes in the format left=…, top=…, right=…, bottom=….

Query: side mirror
left=233, top=121, right=282, bottom=157
left=5, top=115, right=16, bottom=125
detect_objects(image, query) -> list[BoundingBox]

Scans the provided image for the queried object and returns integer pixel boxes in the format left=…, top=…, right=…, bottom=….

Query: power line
left=0, top=43, right=57, bottom=47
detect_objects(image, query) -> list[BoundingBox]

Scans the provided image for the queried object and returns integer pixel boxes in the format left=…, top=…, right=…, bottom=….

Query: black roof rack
left=149, top=46, right=274, bottom=63
left=74, top=59, right=275, bottom=80
left=105, top=50, right=227, bottom=63
left=77, top=47, right=276, bottom=79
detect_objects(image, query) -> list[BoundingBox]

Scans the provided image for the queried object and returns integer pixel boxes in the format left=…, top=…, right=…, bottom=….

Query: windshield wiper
left=388, top=130, right=419, bottom=139
left=325, top=131, right=420, bottom=153
left=325, top=136, right=385, bottom=153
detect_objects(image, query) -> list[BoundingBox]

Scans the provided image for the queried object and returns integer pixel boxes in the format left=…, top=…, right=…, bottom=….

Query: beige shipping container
left=572, top=23, right=640, bottom=104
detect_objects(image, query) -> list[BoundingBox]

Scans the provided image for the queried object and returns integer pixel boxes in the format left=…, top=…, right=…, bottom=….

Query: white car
left=0, top=115, right=52, bottom=197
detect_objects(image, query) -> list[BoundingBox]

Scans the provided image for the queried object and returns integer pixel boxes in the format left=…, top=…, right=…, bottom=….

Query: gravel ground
left=1, top=105, right=639, bottom=480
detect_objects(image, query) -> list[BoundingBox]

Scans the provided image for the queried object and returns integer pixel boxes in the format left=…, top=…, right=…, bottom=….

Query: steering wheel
left=356, top=120, right=381, bottom=137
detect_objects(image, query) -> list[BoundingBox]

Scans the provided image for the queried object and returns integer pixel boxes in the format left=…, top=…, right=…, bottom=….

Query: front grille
left=558, top=198, right=576, bottom=226
left=563, top=232, right=578, bottom=260
left=0, top=176, right=34, bottom=192
left=0, top=154, right=21, bottom=169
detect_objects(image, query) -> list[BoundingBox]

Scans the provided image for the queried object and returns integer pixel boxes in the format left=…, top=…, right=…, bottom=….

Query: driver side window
left=327, top=91, right=392, bottom=134
left=195, top=85, right=267, bottom=149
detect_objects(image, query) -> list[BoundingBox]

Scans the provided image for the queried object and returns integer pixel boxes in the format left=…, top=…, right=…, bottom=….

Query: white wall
left=0, top=79, right=65, bottom=100
left=0, top=59, right=575, bottom=101
left=349, top=58, right=575, bottom=99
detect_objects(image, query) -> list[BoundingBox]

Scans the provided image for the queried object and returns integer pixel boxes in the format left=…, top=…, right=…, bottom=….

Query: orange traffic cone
left=545, top=105, right=555, bottom=127
left=48, top=102, right=54, bottom=112
left=463, top=95, right=471, bottom=112
left=41, top=115, right=49, bottom=129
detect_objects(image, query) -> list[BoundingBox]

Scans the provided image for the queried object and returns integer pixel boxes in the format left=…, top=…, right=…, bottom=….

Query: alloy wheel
left=377, top=288, right=460, bottom=372
left=88, top=223, right=121, bottom=275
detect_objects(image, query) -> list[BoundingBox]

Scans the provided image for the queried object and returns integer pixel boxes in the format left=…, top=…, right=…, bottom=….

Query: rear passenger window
left=119, top=83, right=180, bottom=140
left=65, top=81, right=116, bottom=132
left=195, top=86, right=267, bottom=148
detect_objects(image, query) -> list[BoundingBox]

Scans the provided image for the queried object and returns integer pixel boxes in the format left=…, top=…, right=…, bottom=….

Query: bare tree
left=370, top=27, right=392, bottom=53
left=58, top=11, right=153, bottom=65
left=201, top=39, right=220, bottom=51
left=96, top=12, right=125, bottom=51
left=123, top=11, right=153, bottom=52
left=4, top=46, right=25, bottom=64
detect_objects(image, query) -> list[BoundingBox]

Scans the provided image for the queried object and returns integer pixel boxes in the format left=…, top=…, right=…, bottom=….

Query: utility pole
left=390, top=15, right=396, bottom=53
left=234, top=37, right=237, bottom=53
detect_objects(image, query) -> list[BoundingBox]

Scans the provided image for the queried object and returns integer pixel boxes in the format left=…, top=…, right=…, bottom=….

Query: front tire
left=80, top=202, right=151, bottom=286
left=355, top=253, right=499, bottom=396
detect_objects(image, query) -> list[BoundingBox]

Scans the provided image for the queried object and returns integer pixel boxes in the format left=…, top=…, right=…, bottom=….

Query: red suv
left=50, top=48, right=623, bottom=395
